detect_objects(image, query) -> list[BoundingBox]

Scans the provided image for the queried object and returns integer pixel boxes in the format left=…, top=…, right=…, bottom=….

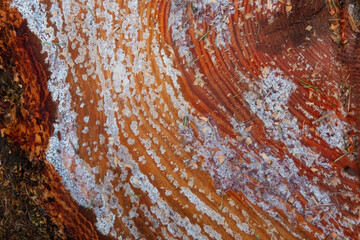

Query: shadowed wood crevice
left=258, top=0, right=328, bottom=54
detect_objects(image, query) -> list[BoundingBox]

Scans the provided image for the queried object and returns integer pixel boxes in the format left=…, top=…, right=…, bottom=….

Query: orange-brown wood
left=2, top=0, right=360, bottom=239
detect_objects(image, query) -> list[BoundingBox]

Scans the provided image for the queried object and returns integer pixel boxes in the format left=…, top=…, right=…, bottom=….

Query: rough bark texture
left=1, top=0, right=360, bottom=239
left=0, top=3, right=101, bottom=239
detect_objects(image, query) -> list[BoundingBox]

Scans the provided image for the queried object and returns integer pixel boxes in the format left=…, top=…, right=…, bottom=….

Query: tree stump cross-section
left=1, top=0, right=360, bottom=239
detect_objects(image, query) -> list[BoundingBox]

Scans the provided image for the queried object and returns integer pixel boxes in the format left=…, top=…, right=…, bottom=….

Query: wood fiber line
left=2, top=0, right=360, bottom=239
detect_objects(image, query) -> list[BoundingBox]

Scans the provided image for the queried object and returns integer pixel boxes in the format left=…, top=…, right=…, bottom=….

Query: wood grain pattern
left=0, top=4, right=101, bottom=239
left=3, top=0, right=360, bottom=239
